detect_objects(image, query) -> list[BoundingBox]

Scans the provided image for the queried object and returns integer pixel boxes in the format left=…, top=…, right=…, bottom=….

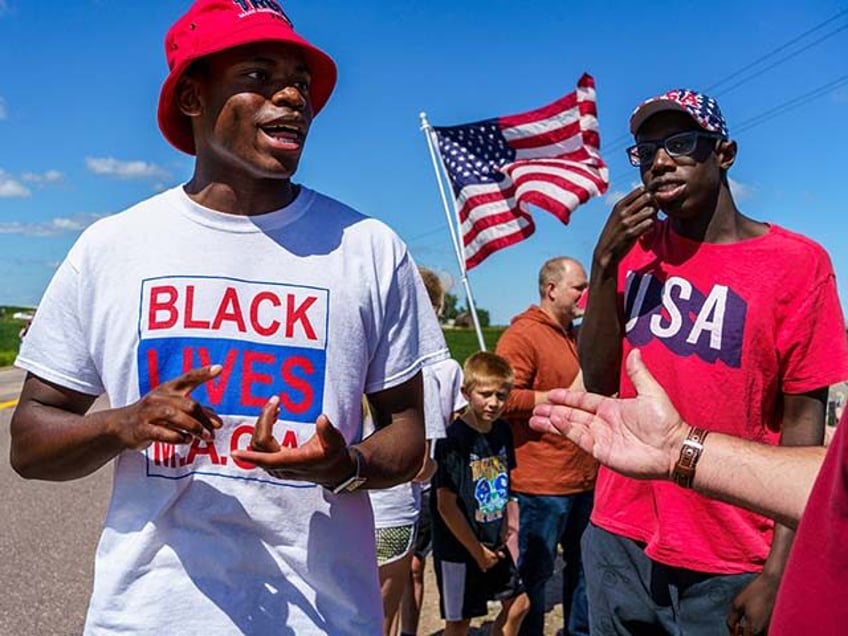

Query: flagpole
left=419, top=112, right=487, bottom=352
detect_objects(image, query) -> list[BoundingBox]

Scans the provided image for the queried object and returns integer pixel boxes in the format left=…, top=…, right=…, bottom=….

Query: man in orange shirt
left=495, top=256, right=597, bottom=636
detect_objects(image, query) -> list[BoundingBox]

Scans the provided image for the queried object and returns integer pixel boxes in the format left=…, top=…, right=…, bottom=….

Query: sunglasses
left=627, top=131, right=724, bottom=167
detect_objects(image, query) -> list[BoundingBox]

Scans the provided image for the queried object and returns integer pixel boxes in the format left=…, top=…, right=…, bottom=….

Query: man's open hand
left=529, top=349, right=688, bottom=481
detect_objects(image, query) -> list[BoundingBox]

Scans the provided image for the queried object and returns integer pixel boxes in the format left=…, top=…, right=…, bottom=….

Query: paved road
left=0, top=367, right=566, bottom=635
left=0, top=366, right=24, bottom=407
left=0, top=367, right=112, bottom=635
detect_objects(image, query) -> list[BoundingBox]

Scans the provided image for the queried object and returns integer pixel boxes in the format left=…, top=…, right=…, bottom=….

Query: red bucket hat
left=157, top=0, right=337, bottom=155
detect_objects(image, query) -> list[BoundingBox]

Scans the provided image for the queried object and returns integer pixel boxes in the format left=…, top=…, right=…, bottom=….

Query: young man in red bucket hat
left=11, top=1, right=448, bottom=633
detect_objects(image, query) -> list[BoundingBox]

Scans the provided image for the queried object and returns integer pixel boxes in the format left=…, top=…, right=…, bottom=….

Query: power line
left=405, top=225, right=451, bottom=243
left=706, top=7, right=848, bottom=93
left=600, top=75, right=848, bottom=193
left=601, top=7, right=848, bottom=153
left=714, top=22, right=848, bottom=97
left=733, top=74, right=848, bottom=134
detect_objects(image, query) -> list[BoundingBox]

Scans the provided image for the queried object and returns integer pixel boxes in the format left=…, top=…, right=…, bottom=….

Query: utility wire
left=406, top=225, right=451, bottom=243
left=706, top=7, right=848, bottom=93
left=714, top=22, right=848, bottom=97
left=601, top=7, right=848, bottom=153
left=733, top=74, right=848, bottom=134
left=600, top=75, right=848, bottom=195
left=417, top=67, right=846, bottom=249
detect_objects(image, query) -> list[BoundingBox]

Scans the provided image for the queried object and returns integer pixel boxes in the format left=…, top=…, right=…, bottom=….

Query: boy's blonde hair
left=418, top=267, right=444, bottom=311
left=462, top=351, right=514, bottom=392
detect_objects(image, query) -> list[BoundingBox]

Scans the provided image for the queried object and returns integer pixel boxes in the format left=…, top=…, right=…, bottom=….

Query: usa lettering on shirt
left=623, top=270, right=746, bottom=368
left=137, top=276, right=328, bottom=484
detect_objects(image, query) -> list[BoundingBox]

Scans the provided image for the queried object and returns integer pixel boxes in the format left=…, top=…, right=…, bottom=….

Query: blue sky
left=1, top=1, right=847, bottom=325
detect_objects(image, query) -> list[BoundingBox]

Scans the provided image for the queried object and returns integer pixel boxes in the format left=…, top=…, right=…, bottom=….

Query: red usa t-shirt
left=592, top=221, right=848, bottom=573
left=771, top=409, right=848, bottom=633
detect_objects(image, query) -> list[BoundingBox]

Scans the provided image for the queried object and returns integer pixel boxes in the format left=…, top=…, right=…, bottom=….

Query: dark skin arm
left=10, top=367, right=224, bottom=481
left=232, top=372, right=425, bottom=490
left=579, top=186, right=657, bottom=395
left=412, top=440, right=437, bottom=483
left=727, top=388, right=826, bottom=636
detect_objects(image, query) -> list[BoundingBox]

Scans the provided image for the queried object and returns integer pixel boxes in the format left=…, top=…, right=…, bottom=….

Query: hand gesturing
left=117, top=365, right=224, bottom=450
left=231, top=397, right=356, bottom=489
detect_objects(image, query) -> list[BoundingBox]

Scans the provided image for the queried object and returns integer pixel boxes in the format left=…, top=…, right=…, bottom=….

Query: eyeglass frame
left=626, top=130, right=726, bottom=167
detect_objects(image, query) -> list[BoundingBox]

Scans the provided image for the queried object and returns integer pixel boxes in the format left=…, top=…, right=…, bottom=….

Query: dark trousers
left=581, top=523, right=756, bottom=635
left=516, top=491, right=593, bottom=636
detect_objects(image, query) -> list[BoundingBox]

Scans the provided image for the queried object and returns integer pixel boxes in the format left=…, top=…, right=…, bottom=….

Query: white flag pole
left=419, top=112, right=487, bottom=352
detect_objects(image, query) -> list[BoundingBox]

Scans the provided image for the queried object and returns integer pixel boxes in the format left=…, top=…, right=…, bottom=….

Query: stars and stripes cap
left=629, top=89, right=728, bottom=138
left=158, top=0, right=337, bottom=155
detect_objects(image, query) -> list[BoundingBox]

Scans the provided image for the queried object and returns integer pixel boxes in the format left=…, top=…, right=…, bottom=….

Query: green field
left=0, top=306, right=501, bottom=369
left=0, top=306, right=33, bottom=367
left=442, top=326, right=505, bottom=364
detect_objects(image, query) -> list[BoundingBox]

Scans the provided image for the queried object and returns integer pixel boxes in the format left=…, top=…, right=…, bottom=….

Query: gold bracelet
left=671, top=426, right=709, bottom=489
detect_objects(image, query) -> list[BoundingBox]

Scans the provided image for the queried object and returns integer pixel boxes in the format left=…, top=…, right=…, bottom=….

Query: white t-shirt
left=16, top=186, right=448, bottom=635
left=368, top=358, right=465, bottom=527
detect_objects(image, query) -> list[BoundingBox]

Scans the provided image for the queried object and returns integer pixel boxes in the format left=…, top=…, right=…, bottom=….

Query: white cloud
left=729, top=177, right=754, bottom=200
left=86, top=157, right=170, bottom=180
left=0, top=213, right=103, bottom=237
left=0, top=170, right=30, bottom=198
left=21, top=169, right=64, bottom=184
left=0, top=97, right=6, bottom=120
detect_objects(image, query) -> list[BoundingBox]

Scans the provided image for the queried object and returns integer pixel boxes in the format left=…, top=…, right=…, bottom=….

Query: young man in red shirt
left=577, top=88, right=848, bottom=634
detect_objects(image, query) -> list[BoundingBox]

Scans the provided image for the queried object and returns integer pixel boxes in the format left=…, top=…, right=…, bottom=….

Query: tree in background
left=442, top=293, right=460, bottom=322
left=442, top=293, right=490, bottom=328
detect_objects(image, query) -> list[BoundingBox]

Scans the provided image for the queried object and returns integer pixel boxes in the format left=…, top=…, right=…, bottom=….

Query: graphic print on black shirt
left=431, top=418, right=515, bottom=563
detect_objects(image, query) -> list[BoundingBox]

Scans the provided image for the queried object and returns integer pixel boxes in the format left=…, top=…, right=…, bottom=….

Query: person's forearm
left=362, top=373, right=426, bottom=488
left=502, top=389, right=548, bottom=419
left=761, top=525, right=793, bottom=578
left=11, top=403, right=125, bottom=481
left=691, top=434, right=825, bottom=529
left=413, top=456, right=437, bottom=483
left=437, top=491, right=484, bottom=559
left=357, top=410, right=424, bottom=488
left=579, top=265, right=623, bottom=396
left=761, top=390, right=826, bottom=571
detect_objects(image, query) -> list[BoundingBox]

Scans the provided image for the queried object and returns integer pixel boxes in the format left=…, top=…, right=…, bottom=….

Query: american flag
left=433, top=73, right=609, bottom=270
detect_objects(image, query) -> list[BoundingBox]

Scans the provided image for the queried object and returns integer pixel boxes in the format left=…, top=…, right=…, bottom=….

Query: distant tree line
left=442, top=293, right=490, bottom=328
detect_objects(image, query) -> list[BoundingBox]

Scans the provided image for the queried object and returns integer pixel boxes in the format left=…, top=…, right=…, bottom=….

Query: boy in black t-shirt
left=432, top=352, right=529, bottom=635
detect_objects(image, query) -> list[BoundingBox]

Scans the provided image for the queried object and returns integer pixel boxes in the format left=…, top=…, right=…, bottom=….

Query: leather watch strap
left=671, top=426, right=709, bottom=489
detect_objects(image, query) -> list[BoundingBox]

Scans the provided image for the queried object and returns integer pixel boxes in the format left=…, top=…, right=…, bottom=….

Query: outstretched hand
left=231, top=397, right=355, bottom=489
left=529, top=349, right=687, bottom=481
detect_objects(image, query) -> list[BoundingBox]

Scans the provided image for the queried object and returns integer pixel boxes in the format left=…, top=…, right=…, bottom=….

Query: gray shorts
left=581, top=523, right=756, bottom=635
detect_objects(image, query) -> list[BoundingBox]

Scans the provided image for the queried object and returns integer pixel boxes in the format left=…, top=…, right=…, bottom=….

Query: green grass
left=0, top=306, right=31, bottom=367
left=442, top=326, right=505, bottom=364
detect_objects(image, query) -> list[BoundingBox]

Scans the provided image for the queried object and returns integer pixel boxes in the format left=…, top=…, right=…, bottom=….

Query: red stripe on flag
left=461, top=207, right=528, bottom=246
left=499, top=92, right=579, bottom=129
left=465, top=221, right=536, bottom=270
left=507, top=160, right=610, bottom=196
left=434, top=73, right=609, bottom=271
left=507, top=119, right=583, bottom=151
left=457, top=184, right=518, bottom=223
